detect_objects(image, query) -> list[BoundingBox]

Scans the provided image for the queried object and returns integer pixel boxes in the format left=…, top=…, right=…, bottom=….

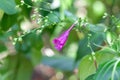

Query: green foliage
left=78, top=48, right=116, bottom=80
left=86, top=24, right=107, bottom=33
left=0, top=14, right=18, bottom=31
left=0, top=55, right=33, bottom=80
left=42, top=55, right=77, bottom=71
left=0, top=0, right=17, bottom=14
left=0, top=43, right=7, bottom=52
left=44, top=11, right=60, bottom=26
left=93, top=58, right=120, bottom=80
left=76, top=32, right=105, bottom=61
left=0, top=0, right=120, bottom=80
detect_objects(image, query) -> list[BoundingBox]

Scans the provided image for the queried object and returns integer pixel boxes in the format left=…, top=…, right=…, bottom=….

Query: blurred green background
left=0, top=0, right=120, bottom=80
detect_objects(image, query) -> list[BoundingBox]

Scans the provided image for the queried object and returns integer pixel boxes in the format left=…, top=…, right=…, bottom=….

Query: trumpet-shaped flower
left=53, top=21, right=78, bottom=51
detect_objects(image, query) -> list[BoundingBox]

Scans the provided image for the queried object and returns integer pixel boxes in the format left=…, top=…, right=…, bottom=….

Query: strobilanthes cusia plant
left=53, top=21, right=78, bottom=51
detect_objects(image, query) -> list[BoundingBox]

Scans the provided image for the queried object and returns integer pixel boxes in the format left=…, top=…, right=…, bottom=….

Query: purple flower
left=53, top=21, right=78, bottom=51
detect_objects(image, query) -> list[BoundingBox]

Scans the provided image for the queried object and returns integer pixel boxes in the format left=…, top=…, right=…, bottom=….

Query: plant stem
left=91, top=52, right=98, bottom=70
left=68, top=20, right=78, bottom=32
left=88, top=36, right=98, bottom=70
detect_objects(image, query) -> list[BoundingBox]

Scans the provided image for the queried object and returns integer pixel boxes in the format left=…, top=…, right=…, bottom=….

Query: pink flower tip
left=53, top=31, right=69, bottom=51
left=53, top=21, right=78, bottom=51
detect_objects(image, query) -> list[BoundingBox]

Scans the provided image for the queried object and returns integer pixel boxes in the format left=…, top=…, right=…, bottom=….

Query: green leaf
left=0, top=71, right=12, bottom=80
left=0, top=9, right=4, bottom=21
left=106, top=31, right=117, bottom=46
left=94, top=58, right=120, bottom=80
left=42, top=55, right=77, bottom=71
left=0, top=54, right=33, bottom=80
left=64, top=10, right=78, bottom=22
left=15, top=32, right=43, bottom=54
left=14, top=32, right=42, bottom=66
left=76, top=32, right=105, bottom=61
left=86, top=24, right=107, bottom=33
left=96, top=47, right=117, bottom=54
left=79, top=55, right=96, bottom=80
left=30, top=48, right=42, bottom=66
left=47, top=11, right=60, bottom=23
left=85, top=74, right=95, bottom=80
left=111, top=38, right=120, bottom=53
left=15, top=55, right=33, bottom=80
left=43, top=11, right=60, bottom=27
left=0, top=0, right=17, bottom=14
left=15, top=0, right=32, bottom=19
left=0, top=43, right=7, bottom=52
left=24, top=0, right=32, bottom=6
left=0, top=14, right=18, bottom=31
left=0, top=40, right=7, bottom=52
left=78, top=49, right=115, bottom=80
